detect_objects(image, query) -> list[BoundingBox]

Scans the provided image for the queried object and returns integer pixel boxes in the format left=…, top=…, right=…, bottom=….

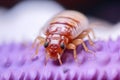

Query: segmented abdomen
left=47, top=10, right=89, bottom=39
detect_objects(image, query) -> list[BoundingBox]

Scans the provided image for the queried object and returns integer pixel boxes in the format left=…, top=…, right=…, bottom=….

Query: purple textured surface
left=0, top=37, right=120, bottom=80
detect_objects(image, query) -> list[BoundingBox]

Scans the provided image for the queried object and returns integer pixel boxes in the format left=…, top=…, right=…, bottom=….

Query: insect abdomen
left=47, top=10, right=89, bottom=39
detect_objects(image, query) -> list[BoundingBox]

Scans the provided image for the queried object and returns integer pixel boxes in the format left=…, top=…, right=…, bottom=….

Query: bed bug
left=32, top=10, right=95, bottom=65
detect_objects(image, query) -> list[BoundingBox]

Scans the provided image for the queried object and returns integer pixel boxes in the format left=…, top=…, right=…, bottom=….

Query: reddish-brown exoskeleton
left=32, top=10, right=95, bottom=65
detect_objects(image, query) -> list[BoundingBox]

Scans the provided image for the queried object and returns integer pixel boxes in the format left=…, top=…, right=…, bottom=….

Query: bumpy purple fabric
left=0, top=37, right=120, bottom=80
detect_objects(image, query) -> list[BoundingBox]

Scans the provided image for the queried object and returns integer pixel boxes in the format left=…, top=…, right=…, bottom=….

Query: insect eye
left=44, top=42, right=49, bottom=48
left=60, top=43, right=65, bottom=49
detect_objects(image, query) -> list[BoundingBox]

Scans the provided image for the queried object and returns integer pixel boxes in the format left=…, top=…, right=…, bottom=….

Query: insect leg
left=32, top=37, right=38, bottom=49
left=32, top=36, right=45, bottom=48
left=31, top=36, right=45, bottom=58
left=72, top=39, right=94, bottom=54
left=77, top=31, right=88, bottom=39
left=89, top=28, right=96, bottom=39
left=45, top=53, right=49, bottom=66
left=83, top=28, right=95, bottom=39
left=66, top=43, right=78, bottom=62
left=35, top=43, right=41, bottom=55
left=31, top=43, right=41, bottom=59
left=78, top=28, right=95, bottom=46
left=57, top=53, right=62, bottom=65
left=87, top=34, right=94, bottom=46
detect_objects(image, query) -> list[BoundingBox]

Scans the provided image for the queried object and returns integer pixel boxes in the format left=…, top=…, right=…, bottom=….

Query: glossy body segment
left=46, top=11, right=89, bottom=39
left=32, top=10, right=95, bottom=65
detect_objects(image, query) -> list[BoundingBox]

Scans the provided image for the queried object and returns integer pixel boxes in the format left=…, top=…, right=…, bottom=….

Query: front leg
left=32, top=36, right=45, bottom=49
left=32, top=36, right=45, bottom=57
left=66, top=43, right=78, bottom=62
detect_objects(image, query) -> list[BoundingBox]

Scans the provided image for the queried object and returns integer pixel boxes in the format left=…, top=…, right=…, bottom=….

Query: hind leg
left=78, top=28, right=95, bottom=46
left=72, top=38, right=94, bottom=54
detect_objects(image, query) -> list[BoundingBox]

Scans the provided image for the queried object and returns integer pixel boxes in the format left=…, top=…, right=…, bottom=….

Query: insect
left=32, top=10, right=95, bottom=65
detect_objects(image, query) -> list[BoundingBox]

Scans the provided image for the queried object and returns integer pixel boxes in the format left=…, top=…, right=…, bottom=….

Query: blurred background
left=0, top=0, right=120, bottom=43
left=0, top=0, right=119, bottom=23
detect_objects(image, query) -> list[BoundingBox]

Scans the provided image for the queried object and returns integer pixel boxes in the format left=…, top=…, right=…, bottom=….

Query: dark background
left=0, top=0, right=119, bottom=24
